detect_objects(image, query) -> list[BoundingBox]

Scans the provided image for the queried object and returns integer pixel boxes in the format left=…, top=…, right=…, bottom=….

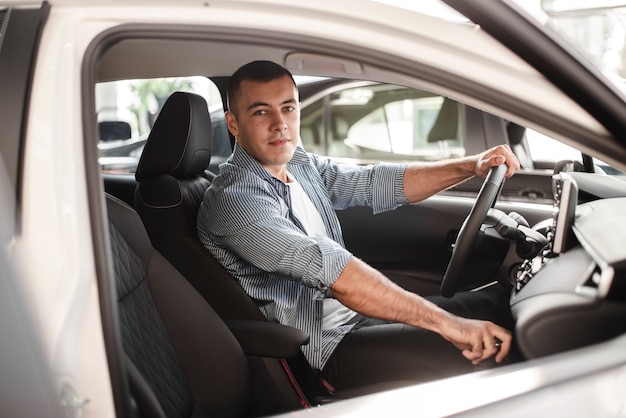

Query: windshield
left=522, top=1, right=626, bottom=86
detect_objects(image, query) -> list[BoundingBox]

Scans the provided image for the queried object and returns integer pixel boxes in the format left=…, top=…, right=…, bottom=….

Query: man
left=197, top=60, right=521, bottom=390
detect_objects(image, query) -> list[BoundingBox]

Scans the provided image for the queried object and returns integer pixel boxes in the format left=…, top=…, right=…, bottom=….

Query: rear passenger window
left=299, top=81, right=466, bottom=164
left=95, top=76, right=229, bottom=174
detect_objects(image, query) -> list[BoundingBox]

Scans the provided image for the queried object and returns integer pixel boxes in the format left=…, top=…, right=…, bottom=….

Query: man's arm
left=329, top=145, right=521, bottom=364
left=330, top=258, right=511, bottom=364
left=403, top=144, right=520, bottom=203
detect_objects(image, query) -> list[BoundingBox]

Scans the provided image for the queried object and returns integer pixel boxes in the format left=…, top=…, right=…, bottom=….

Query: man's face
left=226, top=75, right=300, bottom=179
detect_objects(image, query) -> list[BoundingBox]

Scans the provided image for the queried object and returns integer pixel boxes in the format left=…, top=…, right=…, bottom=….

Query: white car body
left=3, top=0, right=626, bottom=417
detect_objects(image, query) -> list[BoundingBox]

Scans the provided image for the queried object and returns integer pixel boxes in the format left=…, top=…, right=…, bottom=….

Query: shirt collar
left=230, top=143, right=311, bottom=181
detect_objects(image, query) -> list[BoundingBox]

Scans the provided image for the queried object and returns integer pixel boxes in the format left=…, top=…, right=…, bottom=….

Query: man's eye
left=253, top=110, right=267, bottom=116
left=284, top=106, right=296, bottom=112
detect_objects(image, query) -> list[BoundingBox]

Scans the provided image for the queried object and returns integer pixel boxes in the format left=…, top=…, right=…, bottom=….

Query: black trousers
left=320, top=286, right=517, bottom=391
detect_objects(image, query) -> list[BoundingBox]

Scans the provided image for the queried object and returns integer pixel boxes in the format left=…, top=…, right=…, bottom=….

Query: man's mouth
left=269, top=137, right=291, bottom=146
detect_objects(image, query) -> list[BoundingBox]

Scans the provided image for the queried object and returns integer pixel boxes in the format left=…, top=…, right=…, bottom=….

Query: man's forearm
left=402, top=157, right=477, bottom=203
left=330, top=257, right=454, bottom=333
left=402, top=145, right=521, bottom=203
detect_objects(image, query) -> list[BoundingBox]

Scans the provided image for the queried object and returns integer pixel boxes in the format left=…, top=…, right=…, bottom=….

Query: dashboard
left=510, top=173, right=626, bottom=359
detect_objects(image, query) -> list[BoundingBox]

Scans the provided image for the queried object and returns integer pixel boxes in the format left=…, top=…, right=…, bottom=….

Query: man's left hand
left=475, top=144, right=520, bottom=178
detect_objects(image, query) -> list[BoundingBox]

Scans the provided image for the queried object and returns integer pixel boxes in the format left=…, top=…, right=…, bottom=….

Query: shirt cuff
left=371, top=163, right=408, bottom=213
left=293, top=236, right=353, bottom=292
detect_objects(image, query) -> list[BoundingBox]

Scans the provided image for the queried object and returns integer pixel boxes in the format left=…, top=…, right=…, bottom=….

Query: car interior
left=85, top=26, right=626, bottom=418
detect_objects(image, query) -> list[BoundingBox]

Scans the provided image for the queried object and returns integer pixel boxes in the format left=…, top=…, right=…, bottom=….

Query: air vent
left=575, top=263, right=603, bottom=298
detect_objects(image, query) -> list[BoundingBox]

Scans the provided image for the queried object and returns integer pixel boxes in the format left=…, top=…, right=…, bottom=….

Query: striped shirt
left=197, top=144, right=407, bottom=370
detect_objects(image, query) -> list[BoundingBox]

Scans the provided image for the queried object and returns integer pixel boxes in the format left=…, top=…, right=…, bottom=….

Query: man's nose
left=271, top=113, right=288, bottom=130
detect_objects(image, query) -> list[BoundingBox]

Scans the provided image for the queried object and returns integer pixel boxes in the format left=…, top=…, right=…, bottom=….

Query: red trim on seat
left=279, top=358, right=312, bottom=409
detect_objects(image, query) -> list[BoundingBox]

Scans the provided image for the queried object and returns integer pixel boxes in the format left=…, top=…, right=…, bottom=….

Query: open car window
left=96, top=76, right=228, bottom=174
left=300, top=81, right=466, bottom=165
left=299, top=78, right=624, bottom=180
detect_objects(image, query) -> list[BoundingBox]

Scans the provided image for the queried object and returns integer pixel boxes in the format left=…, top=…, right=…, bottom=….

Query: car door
left=299, top=79, right=555, bottom=295
left=0, top=4, right=102, bottom=417
left=0, top=156, right=63, bottom=417
left=0, top=7, right=62, bottom=416
left=1, top=3, right=134, bottom=416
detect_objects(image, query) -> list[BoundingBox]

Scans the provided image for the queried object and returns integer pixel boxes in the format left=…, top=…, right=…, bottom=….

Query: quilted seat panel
left=109, top=218, right=193, bottom=418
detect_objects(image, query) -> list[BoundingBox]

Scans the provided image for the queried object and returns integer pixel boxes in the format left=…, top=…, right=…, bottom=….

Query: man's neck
left=264, top=164, right=289, bottom=183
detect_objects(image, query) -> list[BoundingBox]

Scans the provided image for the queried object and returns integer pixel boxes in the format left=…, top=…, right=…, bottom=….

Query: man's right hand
left=439, top=315, right=512, bottom=365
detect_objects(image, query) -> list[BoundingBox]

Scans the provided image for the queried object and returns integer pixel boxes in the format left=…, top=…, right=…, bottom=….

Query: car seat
left=134, top=91, right=263, bottom=321
left=107, top=193, right=310, bottom=417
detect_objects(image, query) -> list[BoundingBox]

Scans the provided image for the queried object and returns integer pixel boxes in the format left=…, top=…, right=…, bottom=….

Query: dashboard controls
left=513, top=173, right=579, bottom=292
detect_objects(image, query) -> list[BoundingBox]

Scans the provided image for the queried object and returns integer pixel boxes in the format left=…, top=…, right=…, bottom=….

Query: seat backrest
left=106, top=193, right=250, bottom=418
left=134, top=91, right=263, bottom=320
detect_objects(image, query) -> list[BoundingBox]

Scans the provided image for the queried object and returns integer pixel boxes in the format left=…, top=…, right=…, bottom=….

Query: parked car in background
left=2, top=0, right=626, bottom=417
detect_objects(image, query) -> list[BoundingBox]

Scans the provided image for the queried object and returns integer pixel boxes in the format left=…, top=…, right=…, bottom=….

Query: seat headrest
left=136, top=92, right=212, bottom=181
left=506, top=122, right=526, bottom=145
left=427, top=98, right=458, bottom=143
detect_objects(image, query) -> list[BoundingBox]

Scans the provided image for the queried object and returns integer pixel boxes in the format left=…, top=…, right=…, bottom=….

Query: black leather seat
left=134, top=91, right=262, bottom=321
left=107, top=193, right=309, bottom=417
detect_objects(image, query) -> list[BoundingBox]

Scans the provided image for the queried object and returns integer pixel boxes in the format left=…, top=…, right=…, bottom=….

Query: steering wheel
left=440, top=164, right=508, bottom=298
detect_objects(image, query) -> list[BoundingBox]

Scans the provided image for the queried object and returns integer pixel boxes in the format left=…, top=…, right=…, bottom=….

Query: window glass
left=526, top=129, right=581, bottom=163
left=526, top=128, right=623, bottom=175
left=96, top=76, right=227, bottom=174
left=300, top=82, right=466, bottom=164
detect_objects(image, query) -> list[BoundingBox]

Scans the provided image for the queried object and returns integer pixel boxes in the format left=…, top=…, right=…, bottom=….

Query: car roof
left=6, top=0, right=615, bottom=154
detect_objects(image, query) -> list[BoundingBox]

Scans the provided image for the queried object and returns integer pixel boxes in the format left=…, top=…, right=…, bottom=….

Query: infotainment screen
left=551, top=173, right=578, bottom=254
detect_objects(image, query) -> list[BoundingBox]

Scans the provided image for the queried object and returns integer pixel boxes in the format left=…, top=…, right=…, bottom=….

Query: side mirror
left=98, top=121, right=132, bottom=142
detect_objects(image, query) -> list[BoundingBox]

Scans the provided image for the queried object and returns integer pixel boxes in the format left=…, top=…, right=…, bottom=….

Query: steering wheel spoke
left=440, top=164, right=508, bottom=297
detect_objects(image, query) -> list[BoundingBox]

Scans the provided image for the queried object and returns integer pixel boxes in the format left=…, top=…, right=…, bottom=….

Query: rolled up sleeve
left=370, top=163, right=408, bottom=213
left=221, top=218, right=352, bottom=291
left=310, top=155, right=408, bottom=214
left=285, top=234, right=353, bottom=290
left=204, top=176, right=353, bottom=291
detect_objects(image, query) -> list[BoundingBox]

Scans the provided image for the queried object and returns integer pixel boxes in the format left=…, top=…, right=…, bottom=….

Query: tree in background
left=130, top=78, right=194, bottom=134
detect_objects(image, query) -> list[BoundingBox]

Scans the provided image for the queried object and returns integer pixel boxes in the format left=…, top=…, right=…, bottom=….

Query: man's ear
left=225, top=111, right=239, bottom=138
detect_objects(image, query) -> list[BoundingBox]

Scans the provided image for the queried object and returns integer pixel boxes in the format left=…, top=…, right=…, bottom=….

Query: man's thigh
left=322, top=321, right=474, bottom=390
left=321, top=287, right=513, bottom=390
left=427, top=285, right=514, bottom=329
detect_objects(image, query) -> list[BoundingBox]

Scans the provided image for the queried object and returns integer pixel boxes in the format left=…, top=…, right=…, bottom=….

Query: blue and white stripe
left=197, top=144, right=407, bottom=370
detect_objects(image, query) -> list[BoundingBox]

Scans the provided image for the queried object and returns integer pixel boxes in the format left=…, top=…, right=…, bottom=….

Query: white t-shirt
left=286, top=174, right=357, bottom=330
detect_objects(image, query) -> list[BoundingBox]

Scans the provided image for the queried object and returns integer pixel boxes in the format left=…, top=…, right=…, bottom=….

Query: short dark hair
left=227, top=60, right=297, bottom=115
